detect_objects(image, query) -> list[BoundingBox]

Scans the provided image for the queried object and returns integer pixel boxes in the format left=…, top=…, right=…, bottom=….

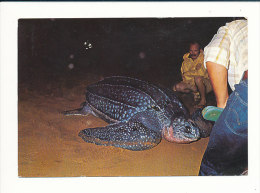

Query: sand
left=18, top=76, right=209, bottom=177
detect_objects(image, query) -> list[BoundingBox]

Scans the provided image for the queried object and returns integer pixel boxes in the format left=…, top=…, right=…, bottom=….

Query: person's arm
left=206, top=61, right=229, bottom=108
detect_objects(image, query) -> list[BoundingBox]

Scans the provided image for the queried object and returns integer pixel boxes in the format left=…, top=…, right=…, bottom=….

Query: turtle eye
left=185, top=126, right=191, bottom=133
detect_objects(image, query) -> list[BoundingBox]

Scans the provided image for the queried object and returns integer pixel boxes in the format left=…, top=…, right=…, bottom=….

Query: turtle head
left=163, top=117, right=200, bottom=143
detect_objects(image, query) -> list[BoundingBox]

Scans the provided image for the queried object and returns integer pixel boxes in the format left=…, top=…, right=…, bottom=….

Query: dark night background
left=18, top=18, right=242, bottom=94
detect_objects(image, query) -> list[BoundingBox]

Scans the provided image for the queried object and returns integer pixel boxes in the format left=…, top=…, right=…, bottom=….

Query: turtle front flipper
left=79, top=118, right=162, bottom=151
left=191, top=108, right=213, bottom=138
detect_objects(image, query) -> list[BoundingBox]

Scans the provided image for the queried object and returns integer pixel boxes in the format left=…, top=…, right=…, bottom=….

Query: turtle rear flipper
left=79, top=121, right=161, bottom=151
left=62, top=103, right=95, bottom=116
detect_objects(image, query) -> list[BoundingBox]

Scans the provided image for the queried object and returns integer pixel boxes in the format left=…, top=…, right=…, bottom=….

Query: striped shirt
left=204, top=20, right=248, bottom=90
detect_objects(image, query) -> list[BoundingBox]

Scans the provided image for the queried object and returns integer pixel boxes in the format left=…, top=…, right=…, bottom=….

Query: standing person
left=173, top=42, right=212, bottom=108
left=199, top=19, right=248, bottom=175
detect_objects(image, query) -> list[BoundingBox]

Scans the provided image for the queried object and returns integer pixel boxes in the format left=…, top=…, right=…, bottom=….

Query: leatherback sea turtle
left=63, top=76, right=212, bottom=151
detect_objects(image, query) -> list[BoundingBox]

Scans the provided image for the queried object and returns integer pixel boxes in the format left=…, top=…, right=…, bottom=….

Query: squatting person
left=173, top=41, right=212, bottom=108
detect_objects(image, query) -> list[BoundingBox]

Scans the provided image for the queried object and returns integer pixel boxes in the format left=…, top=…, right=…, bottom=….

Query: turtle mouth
left=162, top=126, right=188, bottom=143
left=162, top=124, right=200, bottom=144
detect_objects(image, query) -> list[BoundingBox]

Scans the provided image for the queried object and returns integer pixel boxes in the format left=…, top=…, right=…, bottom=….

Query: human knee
left=174, top=83, right=183, bottom=91
left=194, top=76, right=203, bottom=83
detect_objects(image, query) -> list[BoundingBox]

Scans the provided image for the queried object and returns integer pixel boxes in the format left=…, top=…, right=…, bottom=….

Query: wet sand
left=18, top=75, right=210, bottom=177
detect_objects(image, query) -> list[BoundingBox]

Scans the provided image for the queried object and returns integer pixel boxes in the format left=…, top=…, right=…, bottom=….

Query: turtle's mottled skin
left=63, top=76, right=208, bottom=151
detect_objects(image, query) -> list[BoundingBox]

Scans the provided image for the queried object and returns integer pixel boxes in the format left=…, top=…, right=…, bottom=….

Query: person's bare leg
left=173, top=82, right=197, bottom=93
left=194, top=76, right=206, bottom=107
